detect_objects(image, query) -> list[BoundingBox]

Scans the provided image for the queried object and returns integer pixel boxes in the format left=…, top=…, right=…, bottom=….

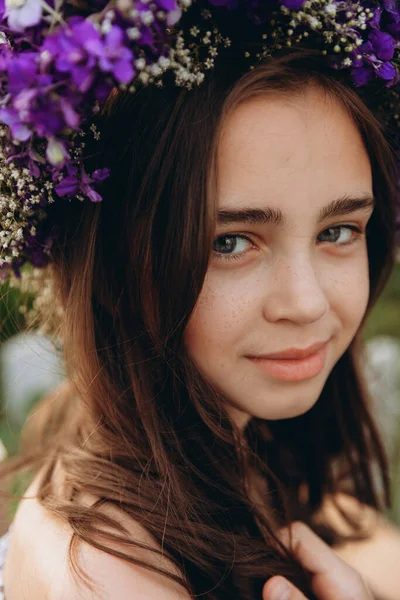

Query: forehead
left=216, top=87, right=372, bottom=215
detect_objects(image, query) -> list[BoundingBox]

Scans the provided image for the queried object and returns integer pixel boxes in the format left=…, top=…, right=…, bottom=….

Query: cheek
left=184, top=272, right=260, bottom=359
left=327, top=251, right=370, bottom=330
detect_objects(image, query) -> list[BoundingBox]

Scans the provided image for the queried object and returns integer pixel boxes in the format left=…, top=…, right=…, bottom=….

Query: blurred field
left=365, top=264, right=400, bottom=341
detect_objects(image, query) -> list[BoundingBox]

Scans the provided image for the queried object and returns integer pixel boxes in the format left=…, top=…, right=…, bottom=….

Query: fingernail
left=268, top=579, right=290, bottom=600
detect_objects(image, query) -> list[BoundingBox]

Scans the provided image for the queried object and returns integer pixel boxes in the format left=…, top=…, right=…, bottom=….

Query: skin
left=184, top=85, right=374, bottom=430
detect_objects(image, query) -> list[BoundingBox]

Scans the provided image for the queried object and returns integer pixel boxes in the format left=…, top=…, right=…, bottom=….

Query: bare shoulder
left=4, top=473, right=190, bottom=600
left=315, top=492, right=383, bottom=536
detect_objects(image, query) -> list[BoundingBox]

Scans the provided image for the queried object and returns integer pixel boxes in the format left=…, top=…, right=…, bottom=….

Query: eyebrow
left=217, top=195, right=375, bottom=226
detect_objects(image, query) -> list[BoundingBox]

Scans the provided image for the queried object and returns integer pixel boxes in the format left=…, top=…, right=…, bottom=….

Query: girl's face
left=184, top=86, right=373, bottom=429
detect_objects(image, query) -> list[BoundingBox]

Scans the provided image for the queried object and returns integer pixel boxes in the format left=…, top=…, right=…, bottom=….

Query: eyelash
left=213, top=225, right=365, bottom=262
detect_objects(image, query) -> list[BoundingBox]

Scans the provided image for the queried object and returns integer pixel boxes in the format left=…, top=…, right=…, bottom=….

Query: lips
left=248, top=340, right=329, bottom=361
left=246, top=340, right=330, bottom=382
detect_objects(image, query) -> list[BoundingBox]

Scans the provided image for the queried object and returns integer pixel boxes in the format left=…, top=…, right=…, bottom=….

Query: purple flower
left=59, top=97, right=80, bottom=129
left=350, top=35, right=397, bottom=87
left=135, top=25, right=155, bottom=47
left=43, top=18, right=134, bottom=89
left=383, top=0, right=400, bottom=36
left=91, top=168, right=110, bottom=183
left=369, top=30, right=395, bottom=60
left=351, top=39, right=397, bottom=87
left=13, top=88, right=36, bottom=113
left=280, top=0, right=305, bottom=9
left=0, top=106, right=31, bottom=140
left=155, top=0, right=178, bottom=11
left=27, top=147, right=42, bottom=178
left=7, top=51, right=38, bottom=95
left=371, top=1, right=400, bottom=39
left=5, top=71, right=81, bottom=143
left=377, top=60, right=397, bottom=80
left=42, top=19, right=98, bottom=93
left=29, top=95, right=65, bottom=137
left=4, top=0, right=42, bottom=32
left=80, top=166, right=109, bottom=202
left=55, top=165, right=110, bottom=202
left=370, top=6, right=382, bottom=30
left=84, top=25, right=134, bottom=84
left=54, top=166, right=80, bottom=197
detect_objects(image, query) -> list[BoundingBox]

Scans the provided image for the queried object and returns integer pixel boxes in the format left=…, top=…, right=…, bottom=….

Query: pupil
left=321, top=228, right=339, bottom=242
left=214, top=236, right=236, bottom=253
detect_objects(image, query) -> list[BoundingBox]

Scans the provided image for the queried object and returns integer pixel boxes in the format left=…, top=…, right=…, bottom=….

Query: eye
left=213, top=235, right=253, bottom=260
left=317, top=225, right=362, bottom=246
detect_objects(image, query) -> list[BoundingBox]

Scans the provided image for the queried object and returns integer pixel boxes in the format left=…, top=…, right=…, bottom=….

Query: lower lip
left=247, top=344, right=328, bottom=382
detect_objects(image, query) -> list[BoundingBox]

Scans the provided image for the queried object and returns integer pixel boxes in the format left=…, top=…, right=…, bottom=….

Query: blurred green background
left=0, top=264, right=399, bottom=520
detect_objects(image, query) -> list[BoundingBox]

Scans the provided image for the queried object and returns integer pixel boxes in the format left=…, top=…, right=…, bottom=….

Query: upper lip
left=249, top=340, right=329, bottom=360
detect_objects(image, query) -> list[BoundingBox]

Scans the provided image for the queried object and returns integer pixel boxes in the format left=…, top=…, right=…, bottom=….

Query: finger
left=278, top=522, right=373, bottom=599
left=278, top=522, right=352, bottom=578
left=263, top=576, right=308, bottom=600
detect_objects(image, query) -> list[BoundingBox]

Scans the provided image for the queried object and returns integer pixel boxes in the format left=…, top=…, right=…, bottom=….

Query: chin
left=271, top=398, right=319, bottom=420
left=245, top=383, right=326, bottom=421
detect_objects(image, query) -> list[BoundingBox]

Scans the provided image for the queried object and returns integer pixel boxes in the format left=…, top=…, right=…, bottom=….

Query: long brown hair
left=1, top=49, right=397, bottom=599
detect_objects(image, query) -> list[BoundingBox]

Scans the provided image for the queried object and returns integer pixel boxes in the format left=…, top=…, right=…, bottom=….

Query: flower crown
left=0, top=0, right=399, bottom=278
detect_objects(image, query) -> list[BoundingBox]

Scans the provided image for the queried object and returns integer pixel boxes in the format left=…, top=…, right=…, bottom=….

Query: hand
left=262, top=521, right=374, bottom=600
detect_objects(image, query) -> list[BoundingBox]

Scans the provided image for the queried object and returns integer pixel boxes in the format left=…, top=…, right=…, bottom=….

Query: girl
left=0, top=1, right=399, bottom=599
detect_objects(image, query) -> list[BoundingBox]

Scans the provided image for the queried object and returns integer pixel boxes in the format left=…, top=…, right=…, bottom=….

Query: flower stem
left=40, top=0, right=66, bottom=28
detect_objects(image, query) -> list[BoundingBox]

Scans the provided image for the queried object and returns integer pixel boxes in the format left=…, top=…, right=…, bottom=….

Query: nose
left=262, top=254, right=329, bottom=325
